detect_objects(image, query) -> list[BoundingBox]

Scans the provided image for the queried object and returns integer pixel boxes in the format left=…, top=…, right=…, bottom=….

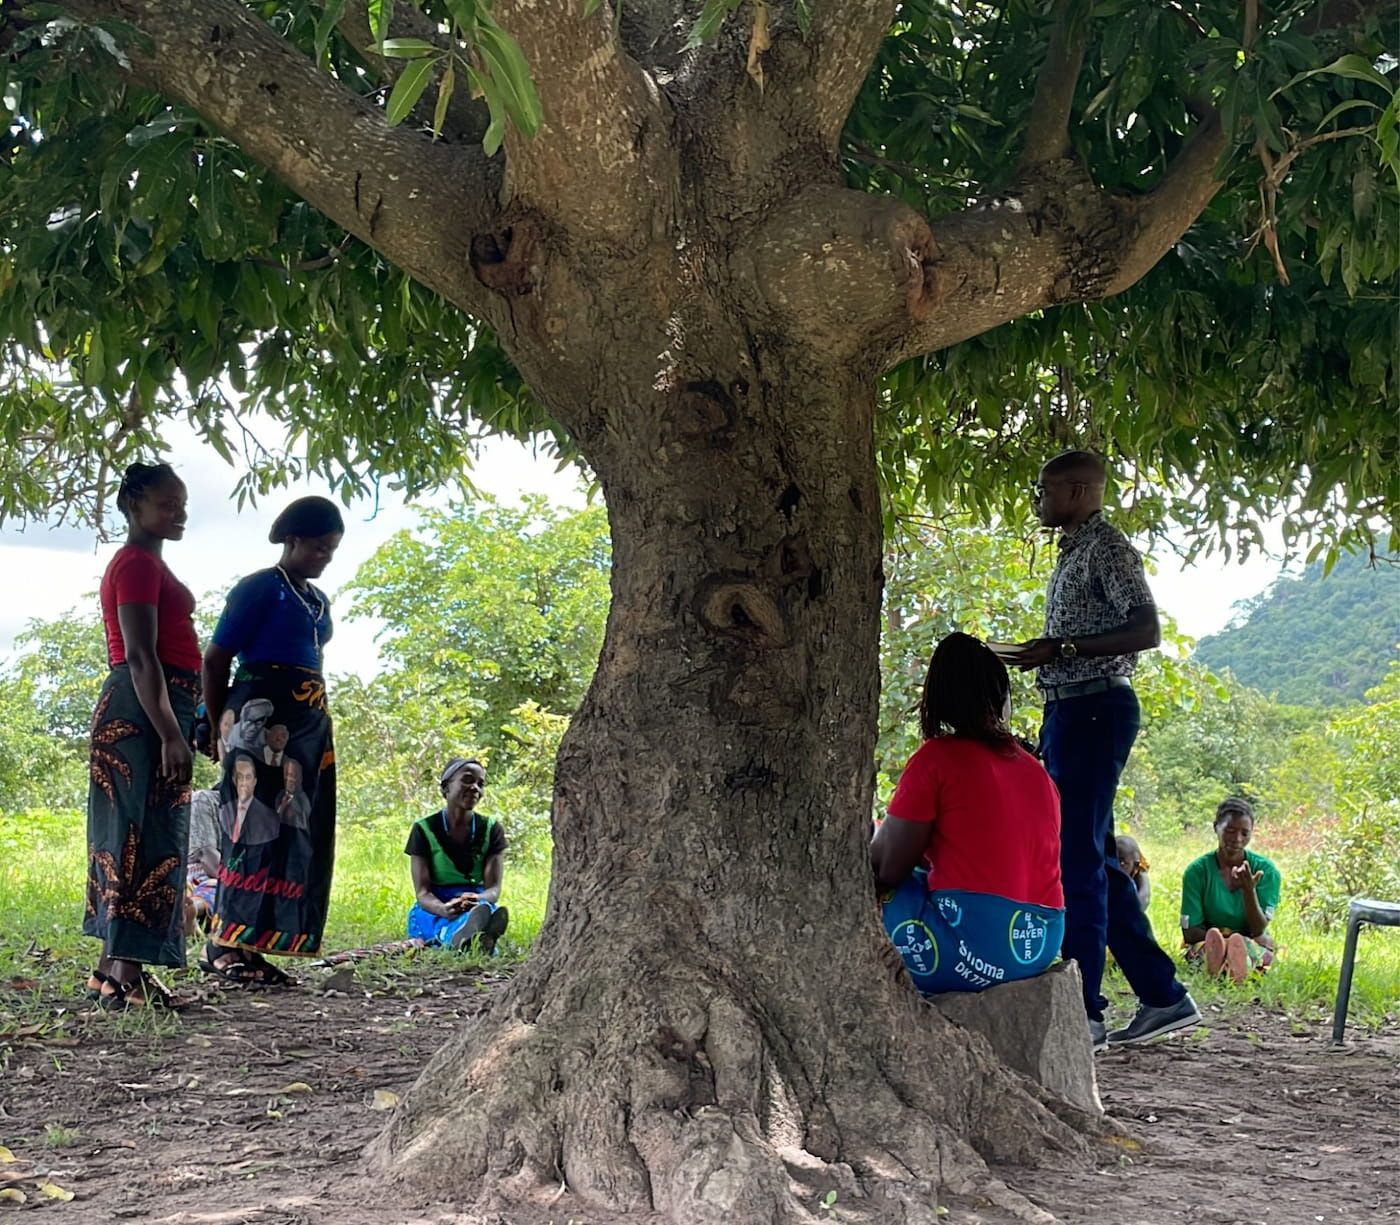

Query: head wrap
left=269, top=496, right=346, bottom=544
left=440, top=757, right=484, bottom=788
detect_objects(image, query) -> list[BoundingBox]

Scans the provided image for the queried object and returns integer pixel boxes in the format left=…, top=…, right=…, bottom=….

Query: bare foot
left=1203, top=928, right=1227, bottom=977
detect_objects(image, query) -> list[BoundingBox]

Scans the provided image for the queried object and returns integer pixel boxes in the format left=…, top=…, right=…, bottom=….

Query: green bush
left=1291, top=801, right=1400, bottom=930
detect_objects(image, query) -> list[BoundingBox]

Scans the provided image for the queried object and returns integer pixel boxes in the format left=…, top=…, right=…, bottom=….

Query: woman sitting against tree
left=405, top=758, right=510, bottom=954
left=1180, top=797, right=1281, bottom=984
left=871, top=632, right=1064, bottom=994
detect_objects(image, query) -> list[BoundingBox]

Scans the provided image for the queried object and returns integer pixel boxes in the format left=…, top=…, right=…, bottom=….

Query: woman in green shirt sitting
left=404, top=758, right=510, bottom=954
left=1180, top=797, right=1280, bottom=983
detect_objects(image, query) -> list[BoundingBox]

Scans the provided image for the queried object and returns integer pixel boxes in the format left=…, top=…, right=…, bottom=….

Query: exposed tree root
left=370, top=935, right=1095, bottom=1224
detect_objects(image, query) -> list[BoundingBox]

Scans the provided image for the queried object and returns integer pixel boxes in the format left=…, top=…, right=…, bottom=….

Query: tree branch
left=60, top=0, right=502, bottom=319
left=1103, top=108, right=1227, bottom=295
left=337, top=0, right=488, bottom=144
left=882, top=109, right=1228, bottom=367
left=771, top=0, right=898, bottom=152
left=491, top=0, right=671, bottom=243
left=1019, top=0, right=1092, bottom=168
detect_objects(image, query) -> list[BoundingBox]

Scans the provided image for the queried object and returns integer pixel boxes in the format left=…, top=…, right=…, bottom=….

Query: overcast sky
left=1, top=428, right=1283, bottom=678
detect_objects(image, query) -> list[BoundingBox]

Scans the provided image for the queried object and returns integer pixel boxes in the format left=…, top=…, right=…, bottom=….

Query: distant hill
left=1194, top=554, right=1400, bottom=707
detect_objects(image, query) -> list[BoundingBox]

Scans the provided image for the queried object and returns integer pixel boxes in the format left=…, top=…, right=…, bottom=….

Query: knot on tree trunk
left=697, top=579, right=788, bottom=647
left=742, top=186, right=946, bottom=363
left=470, top=224, right=539, bottom=297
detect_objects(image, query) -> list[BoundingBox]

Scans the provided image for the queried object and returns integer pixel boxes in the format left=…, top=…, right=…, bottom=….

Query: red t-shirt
left=886, top=737, right=1064, bottom=909
left=99, top=545, right=203, bottom=673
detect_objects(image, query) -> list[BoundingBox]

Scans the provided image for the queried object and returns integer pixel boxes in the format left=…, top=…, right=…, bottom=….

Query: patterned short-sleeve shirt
left=1038, top=512, right=1155, bottom=690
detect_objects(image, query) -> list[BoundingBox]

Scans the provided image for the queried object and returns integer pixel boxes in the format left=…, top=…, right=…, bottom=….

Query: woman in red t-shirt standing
left=84, top=462, right=202, bottom=1009
left=871, top=633, right=1065, bottom=995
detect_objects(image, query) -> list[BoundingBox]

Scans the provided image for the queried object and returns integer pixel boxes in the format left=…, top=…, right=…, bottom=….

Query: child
left=1116, top=834, right=1151, bottom=911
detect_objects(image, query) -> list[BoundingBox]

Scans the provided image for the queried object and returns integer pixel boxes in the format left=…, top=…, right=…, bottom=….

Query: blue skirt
left=406, top=884, right=501, bottom=945
left=881, top=872, right=1064, bottom=995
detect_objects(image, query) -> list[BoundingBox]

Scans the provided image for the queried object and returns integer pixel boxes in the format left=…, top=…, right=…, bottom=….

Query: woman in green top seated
left=1180, top=797, right=1281, bottom=983
left=404, top=758, right=510, bottom=954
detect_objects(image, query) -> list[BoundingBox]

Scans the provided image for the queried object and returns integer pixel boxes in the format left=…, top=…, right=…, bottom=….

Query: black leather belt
left=1040, top=675, right=1134, bottom=702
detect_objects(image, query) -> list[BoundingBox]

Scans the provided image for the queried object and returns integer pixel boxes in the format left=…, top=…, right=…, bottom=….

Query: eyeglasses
left=1032, top=479, right=1084, bottom=496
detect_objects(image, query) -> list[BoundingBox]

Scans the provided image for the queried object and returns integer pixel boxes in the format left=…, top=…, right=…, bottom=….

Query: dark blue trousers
left=1039, top=686, right=1185, bottom=1021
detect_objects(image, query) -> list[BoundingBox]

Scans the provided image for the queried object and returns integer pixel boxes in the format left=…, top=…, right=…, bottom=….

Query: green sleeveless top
left=407, top=811, right=502, bottom=888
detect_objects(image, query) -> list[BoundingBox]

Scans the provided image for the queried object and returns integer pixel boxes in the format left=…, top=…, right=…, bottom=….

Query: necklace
left=277, top=566, right=326, bottom=658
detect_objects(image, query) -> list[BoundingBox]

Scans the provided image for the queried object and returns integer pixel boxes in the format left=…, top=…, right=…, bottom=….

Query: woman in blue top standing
left=199, top=496, right=344, bottom=985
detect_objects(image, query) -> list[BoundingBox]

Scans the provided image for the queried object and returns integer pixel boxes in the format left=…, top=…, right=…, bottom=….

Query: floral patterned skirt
left=83, top=664, right=200, bottom=968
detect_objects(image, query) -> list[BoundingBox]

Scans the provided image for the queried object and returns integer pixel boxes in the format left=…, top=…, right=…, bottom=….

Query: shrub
left=1291, top=800, right=1400, bottom=930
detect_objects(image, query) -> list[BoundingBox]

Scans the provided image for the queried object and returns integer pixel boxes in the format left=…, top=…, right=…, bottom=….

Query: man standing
left=1004, top=451, right=1199, bottom=1050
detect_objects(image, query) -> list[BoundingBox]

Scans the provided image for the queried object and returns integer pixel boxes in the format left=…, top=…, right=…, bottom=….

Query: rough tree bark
left=52, top=0, right=1348, bottom=1217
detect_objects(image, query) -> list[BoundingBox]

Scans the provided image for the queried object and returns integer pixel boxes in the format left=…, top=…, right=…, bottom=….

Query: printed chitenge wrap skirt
left=209, top=663, right=336, bottom=958
left=84, top=663, right=200, bottom=968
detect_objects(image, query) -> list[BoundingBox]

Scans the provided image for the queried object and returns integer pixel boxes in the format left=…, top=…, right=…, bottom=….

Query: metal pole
left=1330, top=905, right=1363, bottom=1046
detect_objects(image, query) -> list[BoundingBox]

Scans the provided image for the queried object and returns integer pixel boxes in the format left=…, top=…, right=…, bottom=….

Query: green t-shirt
left=1179, top=849, right=1281, bottom=935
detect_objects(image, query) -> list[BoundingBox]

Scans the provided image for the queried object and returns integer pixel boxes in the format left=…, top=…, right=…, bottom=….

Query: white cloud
left=1, top=432, right=584, bottom=677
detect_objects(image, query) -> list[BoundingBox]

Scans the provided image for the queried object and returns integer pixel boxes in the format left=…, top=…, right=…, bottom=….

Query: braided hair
left=1213, top=795, right=1255, bottom=832
left=918, top=632, right=1014, bottom=749
left=115, top=461, right=177, bottom=519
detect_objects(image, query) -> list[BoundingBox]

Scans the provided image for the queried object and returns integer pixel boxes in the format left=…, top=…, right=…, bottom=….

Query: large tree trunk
left=371, top=337, right=1090, bottom=1221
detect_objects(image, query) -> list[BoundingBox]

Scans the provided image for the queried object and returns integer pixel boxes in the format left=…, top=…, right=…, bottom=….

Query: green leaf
left=474, top=16, right=543, bottom=136
left=313, top=0, right=347, bottom=68
left=124, top=117, right=187, bottom=146
left=792, top=0, right=811, bottom=36
left=1271, top=54, right=1395, bottom=101
left=443, top=0, right=477, bottom=32
left=582, top=0, right=603, bottom=13
left=432, top=60, right=455, bottom=138
left=685, top=0, right=740, bottom=50
left=1313, top=98, right=1380, bottom=133
left=385, top=56, right=437, bottom=126
left=368, top=0, right=394, bottom=50
left=469, top=66, right=508, bottom=156
left=379, top=37, right=437, bottom=58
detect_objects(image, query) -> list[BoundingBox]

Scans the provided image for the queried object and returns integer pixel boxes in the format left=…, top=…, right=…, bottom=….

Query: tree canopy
left=1, top=0, right=1395, bottom=551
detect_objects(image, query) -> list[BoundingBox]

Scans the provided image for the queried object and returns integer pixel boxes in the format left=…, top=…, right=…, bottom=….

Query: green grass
left=0, top=808, right=550, bottom=994
left=1108, top=833, right=1400, bottom=1026
left=1, top=810, right=1396, bottom=1028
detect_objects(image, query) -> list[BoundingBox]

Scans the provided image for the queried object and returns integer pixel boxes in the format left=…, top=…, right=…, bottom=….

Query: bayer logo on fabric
left=892, top=919, right=939, bottom=980
left=1009, top=910, right=1049, bottom=966
left=935, top=895, right=963, bottom=928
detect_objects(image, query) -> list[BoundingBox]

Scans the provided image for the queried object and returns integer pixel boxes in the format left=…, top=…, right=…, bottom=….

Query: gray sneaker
left=1088, top=1018, right=1108, bottom=1053
left=477, top=906, right=510, bottom=957
left=449, top=903, right=493, bottom=951
left=1106, top=993, right=1201, bottom=1046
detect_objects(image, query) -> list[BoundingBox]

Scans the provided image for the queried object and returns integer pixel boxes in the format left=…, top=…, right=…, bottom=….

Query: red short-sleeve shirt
left=886, top=737, right=1064, bottom=909
left=99, top=545, right=203, bottom=673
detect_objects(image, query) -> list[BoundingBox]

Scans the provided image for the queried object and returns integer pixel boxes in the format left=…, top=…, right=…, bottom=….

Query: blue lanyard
left=442, top=810, right=477, bottom=846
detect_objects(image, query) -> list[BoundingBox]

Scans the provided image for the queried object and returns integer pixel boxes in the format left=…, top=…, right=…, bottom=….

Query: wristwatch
left=1058, top=638, right=1078, bottom=659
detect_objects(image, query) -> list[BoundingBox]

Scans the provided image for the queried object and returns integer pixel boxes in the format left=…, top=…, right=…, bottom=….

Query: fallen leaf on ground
left=36, top=1182, right=74, bottom=1202
left=1101, top=1135, right=1142, bottom=1152
left=0, top=1149, right=13, bottom=1164
left=0, top=1188, right=25, bottom=1203
left=4, top=980, right=38, bottom=991
left=370, top=1089, right=400, bottom=1111
left=186, top=1035, right=212, bottom=1048
left=278, top=1081, right=313, bottom=1094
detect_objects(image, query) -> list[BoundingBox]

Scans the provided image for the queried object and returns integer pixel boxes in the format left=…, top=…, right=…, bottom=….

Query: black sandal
left=85, top=969, right=112, bottom=1000
left=244, top=953, right=295, bottom=988
left=199, top=944, right=293, bottom=988
left=97, top=971, right=174, bottom=1012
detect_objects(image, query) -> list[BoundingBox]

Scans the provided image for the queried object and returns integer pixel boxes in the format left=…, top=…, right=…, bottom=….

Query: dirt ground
left=0, top=959, right=1396, bottom=1225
